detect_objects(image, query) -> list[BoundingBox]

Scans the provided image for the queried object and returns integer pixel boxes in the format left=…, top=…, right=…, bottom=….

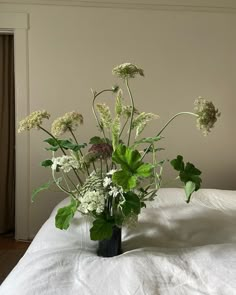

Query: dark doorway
left=0, top=33, right=15, bottom=234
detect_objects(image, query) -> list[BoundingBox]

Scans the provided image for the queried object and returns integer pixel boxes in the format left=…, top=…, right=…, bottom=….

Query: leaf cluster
left=112, top=144, right=153, bottom=191
left=170, top=155, right=202, bottom=203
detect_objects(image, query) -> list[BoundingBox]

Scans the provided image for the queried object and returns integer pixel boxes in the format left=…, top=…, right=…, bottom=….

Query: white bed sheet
left=1, top=188, right=236, bottom=295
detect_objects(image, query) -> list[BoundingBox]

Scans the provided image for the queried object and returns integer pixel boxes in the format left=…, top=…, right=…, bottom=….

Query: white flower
left=18, top=110, right=50, bottom=133
left=108, top=186, right=123, bottom=197
left=51, top=111, right=83, bottom=137
left=51, top=157, right=60, bottom=171
left=106, top=169, right=117, bottom=175
left=112, top=63, right=144, bottom=79
left=51, top=155, right=79, bottom=173
left=78, top=190, right=105, bottom=214
left=103, top=177, right=112, bottom=188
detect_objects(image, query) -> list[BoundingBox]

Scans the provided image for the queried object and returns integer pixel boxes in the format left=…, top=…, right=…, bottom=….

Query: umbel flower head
left=194, top=97, right=221, bottom=136
left=51, top=111, right=83, bottom=137
left=112, top=63, right=144, bottom=79
left=18, top=110, right=50, bottom=133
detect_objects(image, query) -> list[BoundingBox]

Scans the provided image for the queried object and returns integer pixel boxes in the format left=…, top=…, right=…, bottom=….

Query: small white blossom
left=108, top=186, right=123, bottom=197
left=78, top=190, right=105, bottom=214
left=103, top=177, right=112, bottom=188
left=51, top=155, right=79, bottom=173
left=107, top=169, right=117, bottom=175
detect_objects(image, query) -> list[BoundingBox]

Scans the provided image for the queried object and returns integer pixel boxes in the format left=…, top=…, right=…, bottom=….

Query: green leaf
left=171, top=155, right=202, bottom=202
left=112, top=144, right=141, bottom=171
left=136, top=163, right=154, bottom=177
left=89, top=136, right=110, bottom=144
left=32, top=181, right=52, bottom=202
left=112, top=170, right=137, bottom=191
left=55, top=199, right=78, bottom=230
left=185, top=162, right=201, bottom=176
left=44, top=138, right=86, bottom=152
left=44, top=138, right=58, bottom=146
left=41, top=159, right=53, bottom=167
left=112, top=144, right=153, bottom=191
left=143, top=146, right=165, bottom=154
left=90, top=218, right=114, bottom=241
left=132, top=136, right=163, bottom=147
left=170, top=155, right=185, bottom=171
left=184, top=181, right=196, bottom=203
left=121, top=192, right=141, bottom=216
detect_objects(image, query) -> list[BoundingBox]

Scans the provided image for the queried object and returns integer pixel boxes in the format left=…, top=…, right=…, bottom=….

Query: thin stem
left=92, top=161, right=97, bottom=173
left=125, top=78, right=135, bottom=146
left=91, top=88, right=114, bottom=142
left=68, top=127, right=90, bottom=176
left=38, top=126, right=66, bottom=155
left=119, top=117, right=129, bottom=138
left=52, top=169, right=77, bottom=199
left=141, top=112, right=198, bottom=161
left=66, top=173, right=80, bottom=194
left=100, top=158, right=103, bottom=178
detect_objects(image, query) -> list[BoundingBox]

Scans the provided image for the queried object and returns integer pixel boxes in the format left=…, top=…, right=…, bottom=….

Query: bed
left=0, top=188, right=236, bottom=295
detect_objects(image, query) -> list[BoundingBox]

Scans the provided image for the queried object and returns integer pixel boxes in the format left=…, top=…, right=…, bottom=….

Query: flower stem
left=68, top=127, right=90, bottom=176
left=119, top=117, right=129, bottom=138
left=91, top=88, right=114, bottom=143
left=141, top=112, right=198, bottom=160
left=38, top=126, right=66, bottom=155
left=126, top=78, right=135, bottom=146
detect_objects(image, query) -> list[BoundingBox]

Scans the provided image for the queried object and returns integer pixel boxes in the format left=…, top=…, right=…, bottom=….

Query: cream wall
left=1, top=2, right=235, bottom=238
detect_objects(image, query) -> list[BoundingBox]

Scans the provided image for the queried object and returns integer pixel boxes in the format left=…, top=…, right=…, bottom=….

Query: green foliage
left=32, top=180, right=53, bottom=202
left=90, top=216, right=114, bottom=240
left=121, top=192, right=141, bottom=216
left=112, top=117, right=120, bottom=150
left=44, top=138, right=87, bottom=152
left=89, top=136, right=110, bottom=144
left=55, top=198, right=78, bottom=230
left=96, top=103, right=112, bottom=129
left=115, top=89, right=123, bottom=116
left=131, top=112, right=159, bottom=138
left=170, top=155, right=202, bottom=203
left=132, top=136, right=163, bottom=148
left=112, top=144, right=153, bottom=190
left=41, top=159, right=53, bottom=167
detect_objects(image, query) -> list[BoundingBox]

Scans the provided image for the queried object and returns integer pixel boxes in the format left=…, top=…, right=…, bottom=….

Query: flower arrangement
left=18, top=63, right=220, bottom=247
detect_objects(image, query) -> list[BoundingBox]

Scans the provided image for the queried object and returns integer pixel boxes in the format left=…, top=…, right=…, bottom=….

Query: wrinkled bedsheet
left=1, top=188, right=236, bottom=295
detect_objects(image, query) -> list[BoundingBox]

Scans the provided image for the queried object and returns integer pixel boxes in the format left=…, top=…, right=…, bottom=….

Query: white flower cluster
left=51, top=111, right=83, bottom=137
left=103, top=170, right=123, bottom=198
left=112, top=63, right=144, bottom=79
left=51, top=155, right=79, bottom=173
left=78, top=190, right=105, bottom=214
left=18, top=110, right=50, bottom=133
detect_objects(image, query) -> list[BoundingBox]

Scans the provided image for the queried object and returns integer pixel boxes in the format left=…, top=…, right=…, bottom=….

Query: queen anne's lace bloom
left=112, top=63, right=144, bottom=79
left=78, top=190, right=105, bottom=214
left=51, top=155, right=79, bottom=173
left=194, top=97, right=220, bottom=136
left=51, top=111, right=83, bottom=137
left=18, top=110, right=50, bottom=133
left=103, top=177, right=112, bottom=188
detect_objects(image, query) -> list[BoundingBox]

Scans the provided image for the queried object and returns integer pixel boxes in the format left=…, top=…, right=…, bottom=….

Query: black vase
left=97, top=226, right=122, bottom=257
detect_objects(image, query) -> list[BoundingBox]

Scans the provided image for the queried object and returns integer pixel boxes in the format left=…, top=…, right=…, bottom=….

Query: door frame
left=0, top=12, right=30, bottom=240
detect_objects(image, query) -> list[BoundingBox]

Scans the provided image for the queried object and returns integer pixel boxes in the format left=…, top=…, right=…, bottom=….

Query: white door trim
left=0, top=12, right=30, bottom=240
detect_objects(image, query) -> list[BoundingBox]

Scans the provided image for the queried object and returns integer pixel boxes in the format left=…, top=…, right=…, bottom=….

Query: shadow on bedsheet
left=122, top=209, right=236, bottom=251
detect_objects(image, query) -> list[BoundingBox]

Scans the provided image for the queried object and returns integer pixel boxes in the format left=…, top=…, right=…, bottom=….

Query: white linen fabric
left=1, top=188, right=236, bottom=295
